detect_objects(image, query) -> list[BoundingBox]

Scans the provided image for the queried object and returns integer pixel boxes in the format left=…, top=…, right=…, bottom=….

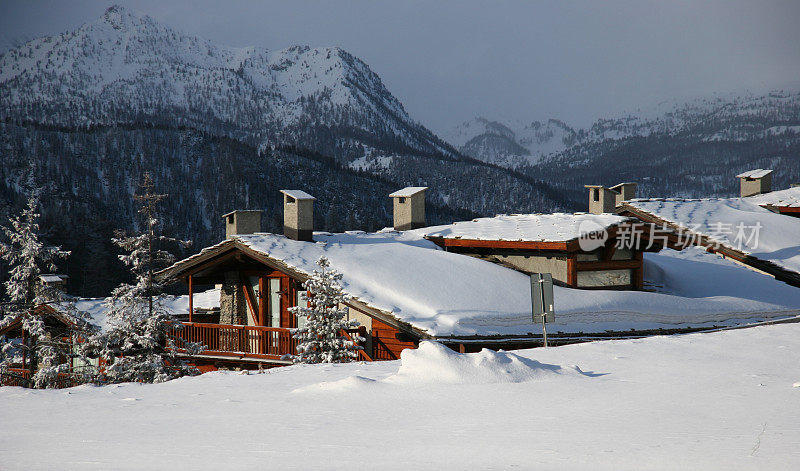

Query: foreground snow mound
left=387, top=341, right=573, bottom=384
left=295, top=342, right=584, bottom=393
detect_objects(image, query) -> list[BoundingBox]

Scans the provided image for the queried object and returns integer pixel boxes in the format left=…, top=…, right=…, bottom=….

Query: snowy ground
left=2, top=324, right=800, bottom=470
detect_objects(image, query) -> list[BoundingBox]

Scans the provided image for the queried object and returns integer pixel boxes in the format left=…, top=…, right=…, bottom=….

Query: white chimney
left=736, top=169, right=772, bottom=197
left=389, top=187, right=427, bottom=230
left=222, top=210, right=263, bottom=239
left=280, top=190, right=315, bottom=241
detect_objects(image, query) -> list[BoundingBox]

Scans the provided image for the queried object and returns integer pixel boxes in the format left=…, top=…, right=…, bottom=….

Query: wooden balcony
left=170, top=322, right=300, bottom=363
left=169, top=322, right=374, bottom=364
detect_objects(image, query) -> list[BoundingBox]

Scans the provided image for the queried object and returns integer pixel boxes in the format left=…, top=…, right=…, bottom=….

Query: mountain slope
left=449, top=91, right=800, bottom=206
left=0, top=6, right=570, bottom=296
left=0, top=5, right=454, bottom=160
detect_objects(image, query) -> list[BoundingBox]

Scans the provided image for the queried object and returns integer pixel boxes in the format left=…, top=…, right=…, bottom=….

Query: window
left=227, top=214, right=234, bottom=224
left=269, top=278, right=281, bottom=327
left=593, top=189, right=600, bottom=201
left=286, top=195, right=296, bottom=204
left=398, top=197, right=406, bottom=203
left=296, top=290, right=308, bottom=329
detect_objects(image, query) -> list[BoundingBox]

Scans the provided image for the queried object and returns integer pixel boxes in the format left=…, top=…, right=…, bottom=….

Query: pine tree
left=288, top=257, right=362, bottom=364
left=81, top=173, right=203, bottom=384
left=0, top=188, right=90, bottom=388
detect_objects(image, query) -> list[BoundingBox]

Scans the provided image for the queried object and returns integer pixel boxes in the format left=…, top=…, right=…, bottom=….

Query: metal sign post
left=530, top=273, right=555, bottom=348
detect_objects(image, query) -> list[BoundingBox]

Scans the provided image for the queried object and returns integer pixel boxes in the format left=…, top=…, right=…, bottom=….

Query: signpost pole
left=531, top=273, right=554, bottom=349
left=539, top=276, right=548, bottom=348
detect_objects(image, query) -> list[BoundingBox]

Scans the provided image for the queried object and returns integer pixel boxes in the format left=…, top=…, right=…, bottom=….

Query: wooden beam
left=428, top=237, right=570, bottom=251
left=188, top=275, right=193, bottom=323
left=567, top=256, right=578, bottom=287
left=258, top=277, right=265, bottom=327
left=633, top=251, right=644, bottom=290
left=602, top=242, right=618, bottom=261
left=241, top=279, right=258, bottom=325
left=576, top=260, right=641, bottom=271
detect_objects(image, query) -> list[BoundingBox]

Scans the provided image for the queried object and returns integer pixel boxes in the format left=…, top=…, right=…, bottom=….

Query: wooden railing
left=170, top=323, right=375, bottom=363
left=0, top=368, right=81, bottom=389
left=170, top=322, right=300, bottom=361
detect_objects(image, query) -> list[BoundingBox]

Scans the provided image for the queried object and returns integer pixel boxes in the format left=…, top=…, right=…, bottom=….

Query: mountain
left=444, top=118, right=578, bottom=166
left=449, top=91, right=800, bottom=206
left=0, top=6, right=570, bottom=296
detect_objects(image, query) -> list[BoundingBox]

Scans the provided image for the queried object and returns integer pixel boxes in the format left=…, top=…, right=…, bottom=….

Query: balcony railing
left=170, top=322, right=300, bottom=361
left=170, top=322, right=374, bottom=363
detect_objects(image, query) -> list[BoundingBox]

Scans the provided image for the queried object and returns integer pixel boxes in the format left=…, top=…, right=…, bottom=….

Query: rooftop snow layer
left=626, top=198, right=800, bottom=274
left=218, top=231, right=800, bottom=336
left=746, top=186, right=800, bottom=208
left=419, top=213, right=630, bottom=242
left=67, top=288, right=221, bottom=332
left=280, top=190, right=316, bottom=200
left=736, top=169, right=773, bottom=179
left=388, top=187, right=428, bottom=198
left=39, top=274, right=67, bottom=283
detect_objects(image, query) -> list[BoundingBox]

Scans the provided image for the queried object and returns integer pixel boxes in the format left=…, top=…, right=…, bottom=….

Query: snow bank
left=296, top=341, right=581, bottom=392
left=4, top=323, right=800, bottom=469
left=386, top=341, right=574, bottom=384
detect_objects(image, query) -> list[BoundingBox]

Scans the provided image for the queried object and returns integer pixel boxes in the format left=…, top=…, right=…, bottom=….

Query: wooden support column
left=258, top=277, right=265, bottom=327
left=633, top=251, right=644, bottom=290
left=567, top=256, right=578, bottom=287
left=21, top=329, right=26, bottom=370
left=188, top=275, right=194, bottom=323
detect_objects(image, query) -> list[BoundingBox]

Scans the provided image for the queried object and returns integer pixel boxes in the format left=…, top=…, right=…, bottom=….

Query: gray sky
left=2, top=0, right=799, bottom=134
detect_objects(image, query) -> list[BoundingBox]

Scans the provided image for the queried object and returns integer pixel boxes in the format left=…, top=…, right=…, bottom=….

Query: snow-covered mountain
left=0, top=5, right=453, bottom=160
left=450, top=91, right=800, bottom=170
left=444, top=118, right=578, bottom=166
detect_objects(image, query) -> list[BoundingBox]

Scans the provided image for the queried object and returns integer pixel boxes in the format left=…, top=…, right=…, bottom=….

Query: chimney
left=389, top=187, right=427, bottom=230
left=609, top=182, right=637, bottom=205
left=280, top=190, right=315, bottom=241
left=584, top=185, right=617, bottom=214
left=736, top=169, right=772, bottom=197
left=222, top=210, right=263, bottom=239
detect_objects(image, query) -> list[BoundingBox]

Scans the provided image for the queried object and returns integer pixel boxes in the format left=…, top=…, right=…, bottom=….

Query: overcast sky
left=2, top=0, right=799, bottom=134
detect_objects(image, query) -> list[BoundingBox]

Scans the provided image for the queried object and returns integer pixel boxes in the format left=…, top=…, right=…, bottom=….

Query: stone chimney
left=736, top=169, right=773, bottom=197
left=584, top=185, right=618, bottom=214
left=609, top=182, right=637, bottom=205
left=389, top=187, right=427, bottom=230
left=222, top=210, right=263, bottom=239
left=280, top=190, right=315, bottom=241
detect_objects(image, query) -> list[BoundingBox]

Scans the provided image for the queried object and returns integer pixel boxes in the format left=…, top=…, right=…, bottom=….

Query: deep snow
left=2, top=323, right=799, bottom=470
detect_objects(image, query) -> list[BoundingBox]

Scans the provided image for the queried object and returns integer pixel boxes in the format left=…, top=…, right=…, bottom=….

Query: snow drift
left=296, top=342, right=584, bottom=392
left=386, top=341, right=580, bottom=384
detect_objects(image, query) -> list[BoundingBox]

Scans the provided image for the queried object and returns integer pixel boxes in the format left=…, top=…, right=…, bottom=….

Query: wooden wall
left=371, top=318, right=417, bottom=360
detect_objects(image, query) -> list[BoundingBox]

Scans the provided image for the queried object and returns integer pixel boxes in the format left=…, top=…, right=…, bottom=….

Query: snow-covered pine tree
left=81, top=173, right=203, bottom=384
left=0, top=187, right=91, bottom=388
left=288, top=256, right=363, bottom=364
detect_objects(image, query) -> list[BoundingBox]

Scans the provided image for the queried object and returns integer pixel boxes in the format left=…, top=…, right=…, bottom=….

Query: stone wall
left=219, top=271, right=247, bottom=325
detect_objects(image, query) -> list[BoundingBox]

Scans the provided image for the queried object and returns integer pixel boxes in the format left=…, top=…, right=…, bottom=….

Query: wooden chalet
left=618, top=198, right=800, bottom=288
left=746, top=185, right=800, bottom=218
left=421, top=213, right=656, bottom=290
left=0, top=303, right=95, bottom=388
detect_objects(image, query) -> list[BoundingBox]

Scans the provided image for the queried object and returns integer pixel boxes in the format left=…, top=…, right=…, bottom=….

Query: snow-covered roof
left=280, top=189, right=316, bottom=200
left=221, top=210, right=263, bottom=218
left=736, top=169, right=772, bottom=179
left=163, top=230, right=800, bottom=337
left=625, top=198, right=800, bottom=275
left=746, top=186, right=800, bottom=208
left=389, top=187, right=427, bottom=198
left=39, top=274, right=68, bottom=283
left=52, top=289, right=221, bottom=332
left=420, top=213, right=631, bottom=243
